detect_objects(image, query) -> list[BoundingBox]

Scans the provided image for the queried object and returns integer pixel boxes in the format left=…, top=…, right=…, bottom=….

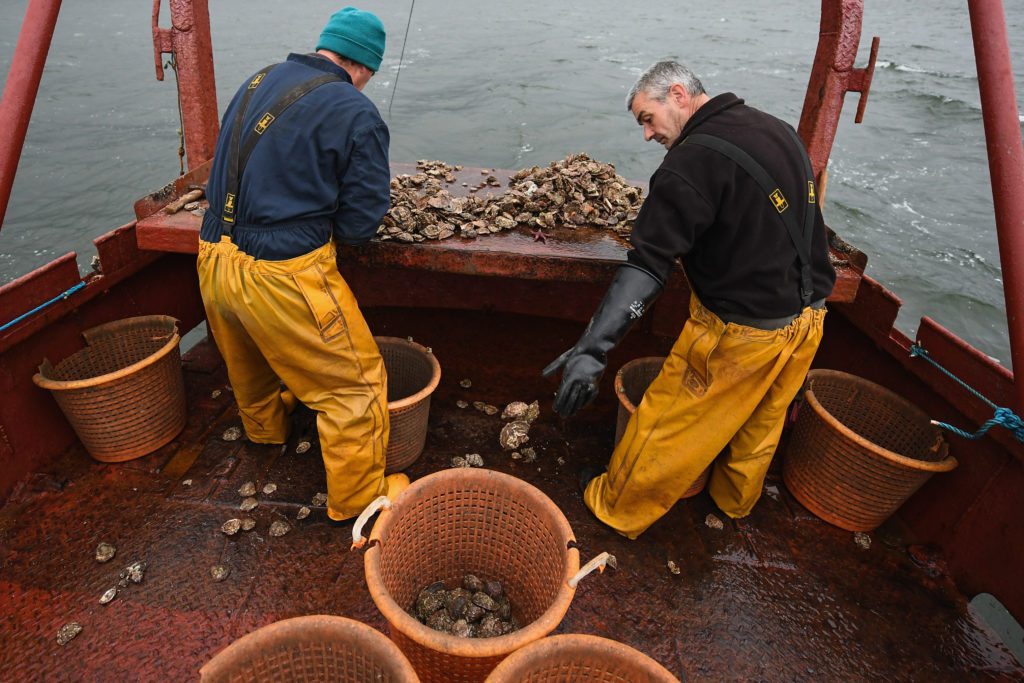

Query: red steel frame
left=968, top=0, right=1024, bottom=413
left=0, top=0, right=62, bottom=231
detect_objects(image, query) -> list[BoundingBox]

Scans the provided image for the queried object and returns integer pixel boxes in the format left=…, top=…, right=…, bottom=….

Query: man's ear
left=669, top=83, right=688, bottom=108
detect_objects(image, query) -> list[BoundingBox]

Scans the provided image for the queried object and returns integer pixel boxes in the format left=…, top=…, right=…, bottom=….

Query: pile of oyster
left=377, top=155, right=643, bottom=243
left=412, top=574, right=519, bottom=638
left=505, top=154, right=642, bottom=237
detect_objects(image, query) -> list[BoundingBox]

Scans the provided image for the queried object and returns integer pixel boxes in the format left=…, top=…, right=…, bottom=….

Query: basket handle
left=350, top=496, right=391, bottom=551
left=568, top=551, right=617, bottom=588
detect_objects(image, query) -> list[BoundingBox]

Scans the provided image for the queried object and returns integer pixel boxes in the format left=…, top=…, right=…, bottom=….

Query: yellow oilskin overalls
left=584, top=293, right=826, bottom=539
left=198, top=237, right=389, bottom=521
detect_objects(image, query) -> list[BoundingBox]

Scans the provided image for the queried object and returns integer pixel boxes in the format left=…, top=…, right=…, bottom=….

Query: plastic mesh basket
left=614, top=357, right=710, bottom=498
left=199, top=615, right=420, bottom=682
left=376, top=336, right=441, bottom=474
left=33, top=315, right=186, bottom=462
left=364, top=468, right=580, bottom=683
left=484, top=634, right=679, bottom=683
left=783, top=369, right=957, bottom=531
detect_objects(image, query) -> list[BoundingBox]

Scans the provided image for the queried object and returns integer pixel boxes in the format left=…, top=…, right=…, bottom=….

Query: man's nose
left=643, top=125, right=655, bottom=142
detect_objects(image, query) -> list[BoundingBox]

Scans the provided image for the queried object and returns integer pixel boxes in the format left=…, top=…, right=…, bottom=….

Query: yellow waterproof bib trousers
left=197, top=237, right=389, bottom=521
left=584, top=294, right=826, bottom=539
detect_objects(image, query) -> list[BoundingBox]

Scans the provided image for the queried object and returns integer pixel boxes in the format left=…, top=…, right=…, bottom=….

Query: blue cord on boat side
left=0, top=281, right=87, bottom=333
left=910, top=343, right=1024, bottom=442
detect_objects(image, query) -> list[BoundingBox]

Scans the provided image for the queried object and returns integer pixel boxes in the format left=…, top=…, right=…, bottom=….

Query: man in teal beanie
left=198, top=6, right=412, bottom=526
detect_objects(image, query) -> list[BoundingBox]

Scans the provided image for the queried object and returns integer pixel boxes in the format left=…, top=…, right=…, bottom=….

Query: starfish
left=532, top=228, right=549, bottom=243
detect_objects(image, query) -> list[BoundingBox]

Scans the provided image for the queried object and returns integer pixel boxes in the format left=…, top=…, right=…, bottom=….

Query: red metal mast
left=152, top=0, right=220, bottom=169
left=968, top=0, right=1024, bottom=413
left=0, top=0, right=62, bottom=232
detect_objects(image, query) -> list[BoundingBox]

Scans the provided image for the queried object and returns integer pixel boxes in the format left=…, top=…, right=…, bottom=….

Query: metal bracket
left=152, top=0, right=174, bottom=81
left=850, top=36, right=880, bottom=123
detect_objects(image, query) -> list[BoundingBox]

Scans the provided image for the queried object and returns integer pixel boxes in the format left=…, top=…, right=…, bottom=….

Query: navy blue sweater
left=200, top=53, right=390, bottom=260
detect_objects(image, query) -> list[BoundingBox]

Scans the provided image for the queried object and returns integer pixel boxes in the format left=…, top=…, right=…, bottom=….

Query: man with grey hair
left=545, top=60, right=835, bottom=539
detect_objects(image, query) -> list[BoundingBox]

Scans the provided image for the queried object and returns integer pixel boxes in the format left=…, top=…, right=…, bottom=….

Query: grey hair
left=626, top=60, right=705, bottom=110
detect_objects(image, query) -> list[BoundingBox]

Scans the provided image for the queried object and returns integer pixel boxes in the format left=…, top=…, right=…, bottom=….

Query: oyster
left=99, top=587, right=117, bottom=605
left=221, top=426, right=242, bottom=442
left=476, top=614, right=503, bottom=639
left=311, top=492, right=328, bottom=507
left=426, top=610, right=454, bottom=633
left=483, top=580, right=504, bottom=600
left=854, top=532, right=872, bottom=550
left=295, top=440, right=312, bottom=454
left=705, top=513, right=724, bottom=530
left=238, top=481, right=256, bottom=497
left=464, top=453, right=484, bottom=467
left=240, top=497, right=258, bottom=512
left=240, top=518, right=256, bottom=531
left=520, top=447, right=537, bottom=463
left=501, top=401, right=529, bottom=420
left=122, top=561, right=146, bottom=584
left=269, top=520, right=290, bottom=537
left=499, top=421, right=531, bottom=450
left=667, top=560, right=681, bottom=575
left=296, top=506, right=311, bottom=520
left=472, top=402, right=499, bottom=416
left=459, top=378, right=473, bottom=388
left=415, top=583, right=446, bottom=620
left=210, top=565, right=230, bottom=582
left=496, top=596, right=512, bottom=620
left=95, top=542, right=116, bottom=564
left=56, top=622, right=82, bottom=646
left=262, top=483, right=277, bottom=495
left=451, top=456, right=468, bottom=468
left=221, top=519, right=242, bottom=536
left=471, top=592, right=497, bottom=611
left=451, top=619, right=473, bottom=638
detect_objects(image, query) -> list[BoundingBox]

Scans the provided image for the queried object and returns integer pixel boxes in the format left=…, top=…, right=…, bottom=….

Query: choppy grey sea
left=1, top=0, right=1021, bottom=365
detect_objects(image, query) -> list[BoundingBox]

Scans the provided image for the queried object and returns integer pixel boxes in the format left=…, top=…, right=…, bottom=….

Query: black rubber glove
left=542, top=264, right=663, bottom=417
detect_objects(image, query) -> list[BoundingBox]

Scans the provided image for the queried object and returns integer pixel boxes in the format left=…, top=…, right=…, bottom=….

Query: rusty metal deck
left=1, top=306, right=1020, bottom=681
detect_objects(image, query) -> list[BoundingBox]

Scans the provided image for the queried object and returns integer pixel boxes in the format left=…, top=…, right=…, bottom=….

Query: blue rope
left=0, top=281, right=87, bottom=333
left=910, top=343, right=1024, bottom=442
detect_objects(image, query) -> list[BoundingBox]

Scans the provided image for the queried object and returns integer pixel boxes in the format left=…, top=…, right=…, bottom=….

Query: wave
left=888, top=88, right=984, bottom=116
left=876, top=60, right=973, bottom=81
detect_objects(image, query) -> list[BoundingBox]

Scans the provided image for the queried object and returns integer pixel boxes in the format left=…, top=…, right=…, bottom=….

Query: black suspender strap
left=222, top=64, right=277, bottom=229
left=221, top=69, right=342, bottom=234
left=682, top=130, right=818, bottom=307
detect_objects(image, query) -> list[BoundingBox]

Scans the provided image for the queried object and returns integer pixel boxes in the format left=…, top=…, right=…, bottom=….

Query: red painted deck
left=1, top=306, right=1020, bottom=680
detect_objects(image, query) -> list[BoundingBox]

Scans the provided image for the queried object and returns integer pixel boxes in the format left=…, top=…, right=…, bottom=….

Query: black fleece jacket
left=627, top=93, right=836, bottom=319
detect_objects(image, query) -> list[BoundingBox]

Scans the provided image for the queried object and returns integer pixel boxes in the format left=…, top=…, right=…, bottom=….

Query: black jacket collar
left=671, top=92, right=745, bottom=149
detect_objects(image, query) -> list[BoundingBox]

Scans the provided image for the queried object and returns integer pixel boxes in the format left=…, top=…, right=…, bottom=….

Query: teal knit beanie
left=316, top=7, right=386, bottom=72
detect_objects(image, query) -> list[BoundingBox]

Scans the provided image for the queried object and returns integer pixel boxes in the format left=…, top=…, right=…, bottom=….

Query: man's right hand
left=542, top=345, right=607, bottom=418
left=541, top=264, right=664, bottom=419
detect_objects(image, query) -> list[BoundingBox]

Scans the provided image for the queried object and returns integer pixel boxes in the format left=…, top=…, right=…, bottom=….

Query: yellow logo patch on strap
left=808, top=181, right=817, bottom=204
left=255, top=113, right=275, bottom=135
left=222, top=193, right=236, bottom=223
left=248, top=73, right=266, bottom=89
left=770, top=188, right=789, bottom=213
